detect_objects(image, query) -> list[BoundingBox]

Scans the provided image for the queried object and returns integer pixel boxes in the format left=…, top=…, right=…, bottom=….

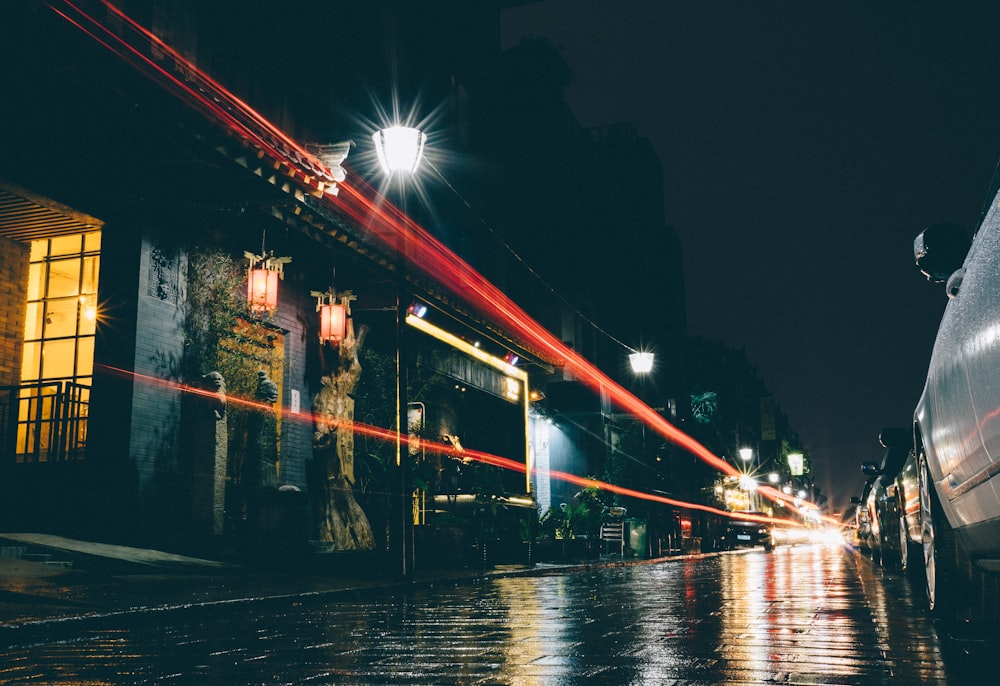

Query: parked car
left=721, top=512, right=774, bottom=552
left=894, top=445, right=923, bottom=574
left=840, top=508, right=861, bottom=547
left=852, top=477, right=878, bottom=557
left=859, top=428, right=916, bottom=571
left=911, top=200, right=1000, bottom=616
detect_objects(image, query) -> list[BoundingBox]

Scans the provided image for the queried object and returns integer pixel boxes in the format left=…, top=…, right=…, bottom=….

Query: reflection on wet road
left=0, top=543, right=979, bottom=684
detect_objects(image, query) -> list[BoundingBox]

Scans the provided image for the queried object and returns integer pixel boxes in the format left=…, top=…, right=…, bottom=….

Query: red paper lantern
left=247, top=267, right=279, bottom=314
left=319, top=302, right=346, bottom=343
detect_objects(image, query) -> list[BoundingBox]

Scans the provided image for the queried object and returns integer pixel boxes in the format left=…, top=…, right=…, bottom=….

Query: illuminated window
left=22, top=232, right=100, bottom=386
left=15, top=231, right=100, bottom=462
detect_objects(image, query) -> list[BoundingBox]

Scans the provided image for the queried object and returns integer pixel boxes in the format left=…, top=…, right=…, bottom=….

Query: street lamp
left=373, top=126, right=426, bottom=175
left=629, top=351, right=654, bottom=374
left=739, top=447, right=754, bottom=464
left=374, top=124, right=425, bottom=581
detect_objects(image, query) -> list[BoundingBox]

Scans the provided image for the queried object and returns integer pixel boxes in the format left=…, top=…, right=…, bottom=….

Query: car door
left=920, top=196, right=1000, bottom=530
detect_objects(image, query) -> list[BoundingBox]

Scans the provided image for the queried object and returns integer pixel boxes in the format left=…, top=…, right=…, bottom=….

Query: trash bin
left=626, top=518, right=648, bottom=558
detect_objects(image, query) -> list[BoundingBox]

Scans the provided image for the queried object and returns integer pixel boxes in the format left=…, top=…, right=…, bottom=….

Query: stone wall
left=130, top=235, right=188, bottom=530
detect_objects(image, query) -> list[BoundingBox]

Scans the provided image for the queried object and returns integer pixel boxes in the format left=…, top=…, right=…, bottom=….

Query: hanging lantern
left=319, top=302, right=346, bottom=343
left=245, top=250, right=291, bottom=316
left=247, top=266, right=278, bottom=313
left=312, top=288, right=356, bottom=345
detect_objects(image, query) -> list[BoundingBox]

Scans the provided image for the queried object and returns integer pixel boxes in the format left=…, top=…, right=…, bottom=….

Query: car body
left=721, top=512, right=774, bottom=552
left=912, top=197, right=1000, bottom=614
left=772, top=524, right=812, bottom=546
left=859, top=428, right=916, bottom=571
left=852, top=477, right=878, bottom=556
left=894, top=446, right=923, bottom=569
left=840, top=508, right=861, bottom=547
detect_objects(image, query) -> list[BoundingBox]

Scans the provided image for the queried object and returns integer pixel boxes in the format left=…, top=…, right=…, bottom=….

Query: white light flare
left=373, top=126, right=426, bottom=175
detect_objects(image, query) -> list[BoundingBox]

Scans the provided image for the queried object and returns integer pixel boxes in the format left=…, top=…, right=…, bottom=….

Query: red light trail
left=55, top=0, right=821, bottom=525
left=99, top=364, right=791, bottom=526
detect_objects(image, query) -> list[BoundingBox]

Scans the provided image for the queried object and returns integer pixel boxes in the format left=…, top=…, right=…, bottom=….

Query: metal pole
left=395, top=182, right=414, bottom=581
left=396, top=286, right=414, bottom=580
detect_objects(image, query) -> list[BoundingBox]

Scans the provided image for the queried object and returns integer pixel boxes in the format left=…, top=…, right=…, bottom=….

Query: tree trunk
left=313, top=323, right=375, bottom=550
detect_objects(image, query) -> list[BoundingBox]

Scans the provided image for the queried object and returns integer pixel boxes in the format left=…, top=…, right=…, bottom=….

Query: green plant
left=540, top=503, right=579, bottom=540
left=353, top=346, right=395, bottom=507
left=539, top=485, right=606, bottom=541
left=184, top=248, right=282, bottom=489
left=517, top=506, right=541, bottom=543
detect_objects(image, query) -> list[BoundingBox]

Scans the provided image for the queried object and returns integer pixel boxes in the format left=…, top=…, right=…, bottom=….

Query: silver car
left=913, top=202, right=1000, bottom=616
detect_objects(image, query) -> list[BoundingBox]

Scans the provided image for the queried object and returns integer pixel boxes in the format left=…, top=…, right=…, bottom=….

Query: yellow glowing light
left=406, top=313, right=531, bottom=494
left=504, top=376, right=521, bottom=402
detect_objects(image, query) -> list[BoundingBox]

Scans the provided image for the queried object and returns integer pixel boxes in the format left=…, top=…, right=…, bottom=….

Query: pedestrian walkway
left=0, top=532, right=696, bottom=630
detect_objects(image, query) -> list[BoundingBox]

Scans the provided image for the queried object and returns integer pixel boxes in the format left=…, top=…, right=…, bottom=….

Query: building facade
left=1, top=0, right=693, bottom=563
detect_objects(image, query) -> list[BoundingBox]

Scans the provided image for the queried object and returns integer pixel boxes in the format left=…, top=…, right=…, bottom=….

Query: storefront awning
left=0, top=182, right=104, bottom=242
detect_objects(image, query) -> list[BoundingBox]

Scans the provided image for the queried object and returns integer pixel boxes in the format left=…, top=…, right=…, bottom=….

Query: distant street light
left=629, top=351, right=654, bottom=374
left=739, top=447, right=754, bottom=463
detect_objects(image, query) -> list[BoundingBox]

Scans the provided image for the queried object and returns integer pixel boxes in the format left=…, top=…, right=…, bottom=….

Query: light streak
left=55, top=1, right=826, bottom=524
left=97, top=364, right=803, bottom=528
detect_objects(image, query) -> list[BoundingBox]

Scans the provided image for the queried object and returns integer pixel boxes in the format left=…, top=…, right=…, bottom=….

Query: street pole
left=373, top=125, right=425, bottom=581
left=396, top=249, right=414, bottom=581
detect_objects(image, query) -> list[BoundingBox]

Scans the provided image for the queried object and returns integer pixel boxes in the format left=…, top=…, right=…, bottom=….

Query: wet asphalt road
left=0, top=541, right=993, bottom=685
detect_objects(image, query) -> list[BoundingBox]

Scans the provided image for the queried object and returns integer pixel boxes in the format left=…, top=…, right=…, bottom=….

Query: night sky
left=501, top=1, right=1000, bottom=513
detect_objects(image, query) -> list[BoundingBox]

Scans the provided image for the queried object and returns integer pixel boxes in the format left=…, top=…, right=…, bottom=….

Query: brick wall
left=0, top=236, right=28, bottom=387
left=130, top=236, right=187, bottom=511
left=271, top=285, right=312, bottom=491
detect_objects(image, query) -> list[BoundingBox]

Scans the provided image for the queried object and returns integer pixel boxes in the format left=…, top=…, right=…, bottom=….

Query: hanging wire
left=424, top=159, right=641, bottom=355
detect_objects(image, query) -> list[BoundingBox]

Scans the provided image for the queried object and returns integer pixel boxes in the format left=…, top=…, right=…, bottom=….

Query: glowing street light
left=629, top=351, right=654, bottom=374
left=373, top=126, right=427, bottom=175
left=739, top=447, right=754, bottom=463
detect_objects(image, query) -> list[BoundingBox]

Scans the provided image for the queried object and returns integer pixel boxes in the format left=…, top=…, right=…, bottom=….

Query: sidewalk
left=0, top=533, right=695, bottom=630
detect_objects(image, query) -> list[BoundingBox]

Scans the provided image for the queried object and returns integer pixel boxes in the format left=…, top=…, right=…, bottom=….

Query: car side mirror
left=861, top=461, right=881, bottom=476
left=914, top=222, right=970, bottom=284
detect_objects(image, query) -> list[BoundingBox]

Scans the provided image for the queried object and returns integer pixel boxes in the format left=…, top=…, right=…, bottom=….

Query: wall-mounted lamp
left=407, top=301, right=428, bottom=318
